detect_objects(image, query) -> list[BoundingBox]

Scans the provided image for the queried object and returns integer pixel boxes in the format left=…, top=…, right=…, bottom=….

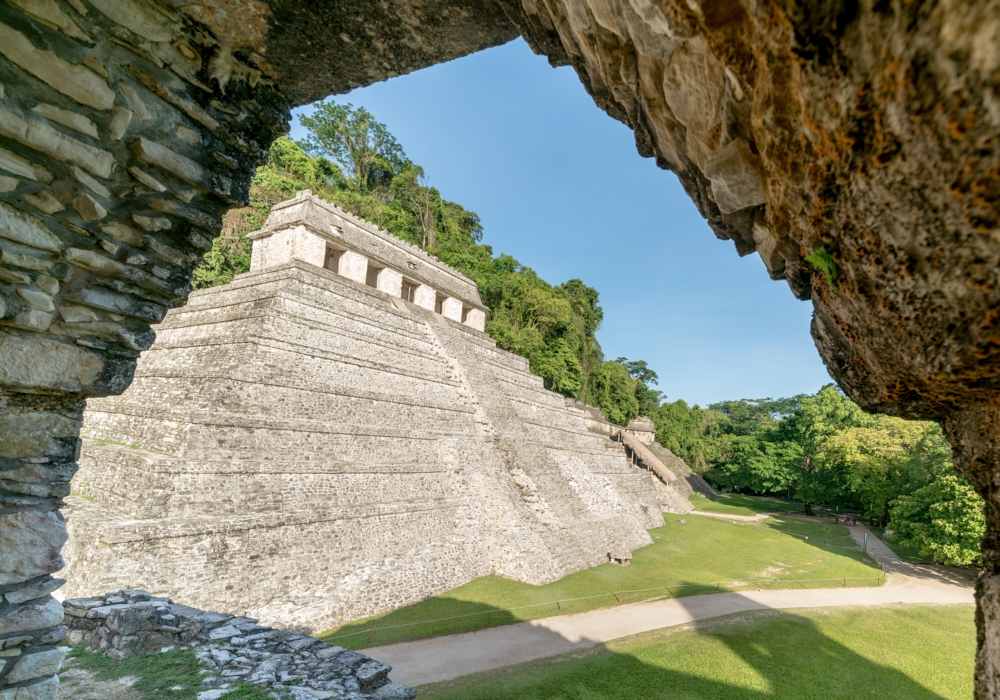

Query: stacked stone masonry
left=64, top=589, right=416, bottom=699
left=0, top=1, right=288, bottom=698
left=61, top=192, right=683, bottom=632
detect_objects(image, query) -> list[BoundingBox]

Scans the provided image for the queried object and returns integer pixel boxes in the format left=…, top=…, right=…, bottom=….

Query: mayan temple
left=62, top=191, right=692, bottom=630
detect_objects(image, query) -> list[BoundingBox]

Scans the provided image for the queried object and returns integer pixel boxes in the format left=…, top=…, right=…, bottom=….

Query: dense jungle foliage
left=194, top=102, right=983, bottom=567
left=194, top=102, right=632, bottom=413
left=651, top=385, right=984, bottom=566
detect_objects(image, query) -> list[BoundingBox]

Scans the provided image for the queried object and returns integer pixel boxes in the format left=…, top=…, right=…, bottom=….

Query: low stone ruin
left=63, top=590, right=415, bottom=700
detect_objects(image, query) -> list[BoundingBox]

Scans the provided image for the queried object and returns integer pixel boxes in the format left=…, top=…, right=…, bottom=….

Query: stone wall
left=64, top=589, right=415, bottom=699
left=61, top=256, right=670, bottom=631
left=0, top=1, right=288, bottom=698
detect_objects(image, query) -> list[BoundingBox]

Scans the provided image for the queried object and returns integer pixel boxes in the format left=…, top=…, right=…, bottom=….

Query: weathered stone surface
left=30, top=105, right=98, bottom=140
left=0, top=107, right=115, bottom=179
left=0, top=598, right=64, bottom=636
left=72, top=194, right=107, bottom=221
left=0, top=148, right=51, bottom=183
left=23, top=193, right=63, bottom=216
left=0, top=675, right=59, bottom=700
left=0, top=511, right=67, bottom=585
left=69, top=167, right=110, bottom=200
left=702, top=139, right=767, bottom=215
left=63, top=591, right=414, bottom=699
left=8, top=0, right=88, bottom=42
left=130, top=137, right=207, bottom=190
left=0, top=333, right=102, bottom=393
left=87, top=0, right=171, bottom=42
left=0, top=24, right=113, bottom=110
left=5, top=649, right=66, bottom=684
left=5, top=578, right=66, bottom=606
left=0, top=203, right=62, bottom=253
left=16, top=288, right=54, bottom=313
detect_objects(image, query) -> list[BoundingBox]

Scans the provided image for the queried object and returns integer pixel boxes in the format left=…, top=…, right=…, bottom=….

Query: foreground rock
left=63, top=591, right=414, bottom=700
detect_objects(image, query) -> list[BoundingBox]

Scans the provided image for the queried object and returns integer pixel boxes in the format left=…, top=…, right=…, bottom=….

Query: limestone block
left=464, top=308, right=486, bottom=332
left=0, top=106, right=115, bottom=178
left=0, top=511, right=67, bottom=585
left=0, top=332, right=103, bottom=393
left=16, top=288, right=54, bottom=313
left=377, top=267, right=402, bottom=297
left=5, top=578, right=66, bottom=606
left=413, top=283, right=435, bottom=310
left=702, top=139, right=767, bottom=214
left=109, top=107, right=133, bottom=141
left=57, top=305, right=99, bottom=323
left=0, top=598, right=64, bottom=636
left=0, top=176, right=16, bottom=192
left=339, top=249, right=368, bottom=284
left=130, top=137, right=206, bottom=189
left=70, top=167, right=110, bottom=199
left=4, top=310, right=52, bottom=333
left=0, top=202, right=63, bottom=253
left=440, top=296, right=462, bottom=322
left=753, top=219, right=785, bottom=278
left=5, top=649, right=66, bottom=684
left=127, top=166, right=166, bottom=192
left=7, top=0, right=91, bottom=43
left=86, top=0, right=171, bottom=42
left=31, top=105, right=98, bottom=140
left=0, top=24, right=113, bottom=110
left=0, top=147, right=52, bottom=183
left=0, top=675, right=59, bottom=700
left=292, top=226, right=326, bottom=268
left=23, top=193, right=63, bottom=215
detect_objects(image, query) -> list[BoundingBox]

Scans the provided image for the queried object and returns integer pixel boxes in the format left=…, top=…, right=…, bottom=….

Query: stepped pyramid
left=63, top=192, right=680, bottom=631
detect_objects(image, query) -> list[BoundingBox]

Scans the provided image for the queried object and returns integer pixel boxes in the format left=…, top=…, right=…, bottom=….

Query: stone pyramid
left=63, top=193, right=678, bottom=631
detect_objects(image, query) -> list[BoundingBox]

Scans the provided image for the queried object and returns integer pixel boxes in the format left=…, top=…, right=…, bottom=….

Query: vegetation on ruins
left=317, top=513, right=881, bottom=649
left=417, top=606, right=974, bottom=700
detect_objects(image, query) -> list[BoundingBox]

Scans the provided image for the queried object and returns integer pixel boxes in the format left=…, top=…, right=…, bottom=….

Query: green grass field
left=689, top=492, right=809, bottom=516
left=318, top=513, right=881, bottom=650
left=419, top=605, right=975, bottom=700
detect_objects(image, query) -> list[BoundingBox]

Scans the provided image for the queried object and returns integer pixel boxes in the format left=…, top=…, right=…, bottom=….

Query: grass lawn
left=318, top=514, right=881, bottom=650
left=63, top=645, right=280, bottom=700
left=689, top=492, right=809, bottom=516
left=419, top=604, right=975, bottom=700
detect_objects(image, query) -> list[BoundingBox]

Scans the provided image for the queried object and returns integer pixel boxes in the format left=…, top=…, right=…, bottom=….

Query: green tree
left=589, top=361, right=640, bottom=425
left=889, top=473, right=984, bottom=565
left=298, top=101, right=407, bottom=190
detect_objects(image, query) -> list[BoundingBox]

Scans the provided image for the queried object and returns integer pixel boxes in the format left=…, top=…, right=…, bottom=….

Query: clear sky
left=288, top=38, right=833, bottom=407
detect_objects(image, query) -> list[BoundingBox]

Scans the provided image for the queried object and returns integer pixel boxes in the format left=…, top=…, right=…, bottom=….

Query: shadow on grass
left=415, top=590, right=965, bottom=700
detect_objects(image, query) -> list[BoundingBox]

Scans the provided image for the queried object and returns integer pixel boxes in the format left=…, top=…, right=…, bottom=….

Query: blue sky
left=288, top=38, right=832, bottom=407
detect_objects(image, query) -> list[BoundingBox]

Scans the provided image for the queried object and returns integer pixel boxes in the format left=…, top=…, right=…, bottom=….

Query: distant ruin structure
left=62, top=191, right=692, bottom=630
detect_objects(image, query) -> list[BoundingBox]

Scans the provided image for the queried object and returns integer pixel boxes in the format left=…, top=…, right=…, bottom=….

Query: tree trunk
left=941, top=404, right=1000, bottom=699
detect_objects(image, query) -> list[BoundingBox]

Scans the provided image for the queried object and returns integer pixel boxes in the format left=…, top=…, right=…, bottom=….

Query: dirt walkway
left=368, top=521, right=974, bottom=687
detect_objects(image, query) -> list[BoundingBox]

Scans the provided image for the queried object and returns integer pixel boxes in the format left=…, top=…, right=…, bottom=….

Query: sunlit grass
left=689, top=492, right=808, bottom=516
left=419, top=605, right=975, bottom=700
left=318, top=514, right=881, bottom=649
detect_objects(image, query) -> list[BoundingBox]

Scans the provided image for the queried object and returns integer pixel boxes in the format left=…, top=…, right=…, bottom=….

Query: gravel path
left=368, top=518, right=975, bottom=687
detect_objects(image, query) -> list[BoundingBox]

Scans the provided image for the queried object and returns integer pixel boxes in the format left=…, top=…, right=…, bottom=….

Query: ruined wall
left=0, top=1, right=290, bottom=697
left=61, top=258, right=665, bottom=631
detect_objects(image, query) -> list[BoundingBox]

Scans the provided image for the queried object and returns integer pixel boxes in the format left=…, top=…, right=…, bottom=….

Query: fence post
left=617, top=592, right=621, bottom=603
left=487, top=611, right=491, bottom=624
left=557, top=600, right=562, bottom=611
left=367, top=629, right=371, bottom=646
left=843, top=578, right=846, bottom=587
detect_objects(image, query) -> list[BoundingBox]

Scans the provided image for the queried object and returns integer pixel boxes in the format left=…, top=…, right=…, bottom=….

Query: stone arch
left=0, top=0, right=998, bottom=697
